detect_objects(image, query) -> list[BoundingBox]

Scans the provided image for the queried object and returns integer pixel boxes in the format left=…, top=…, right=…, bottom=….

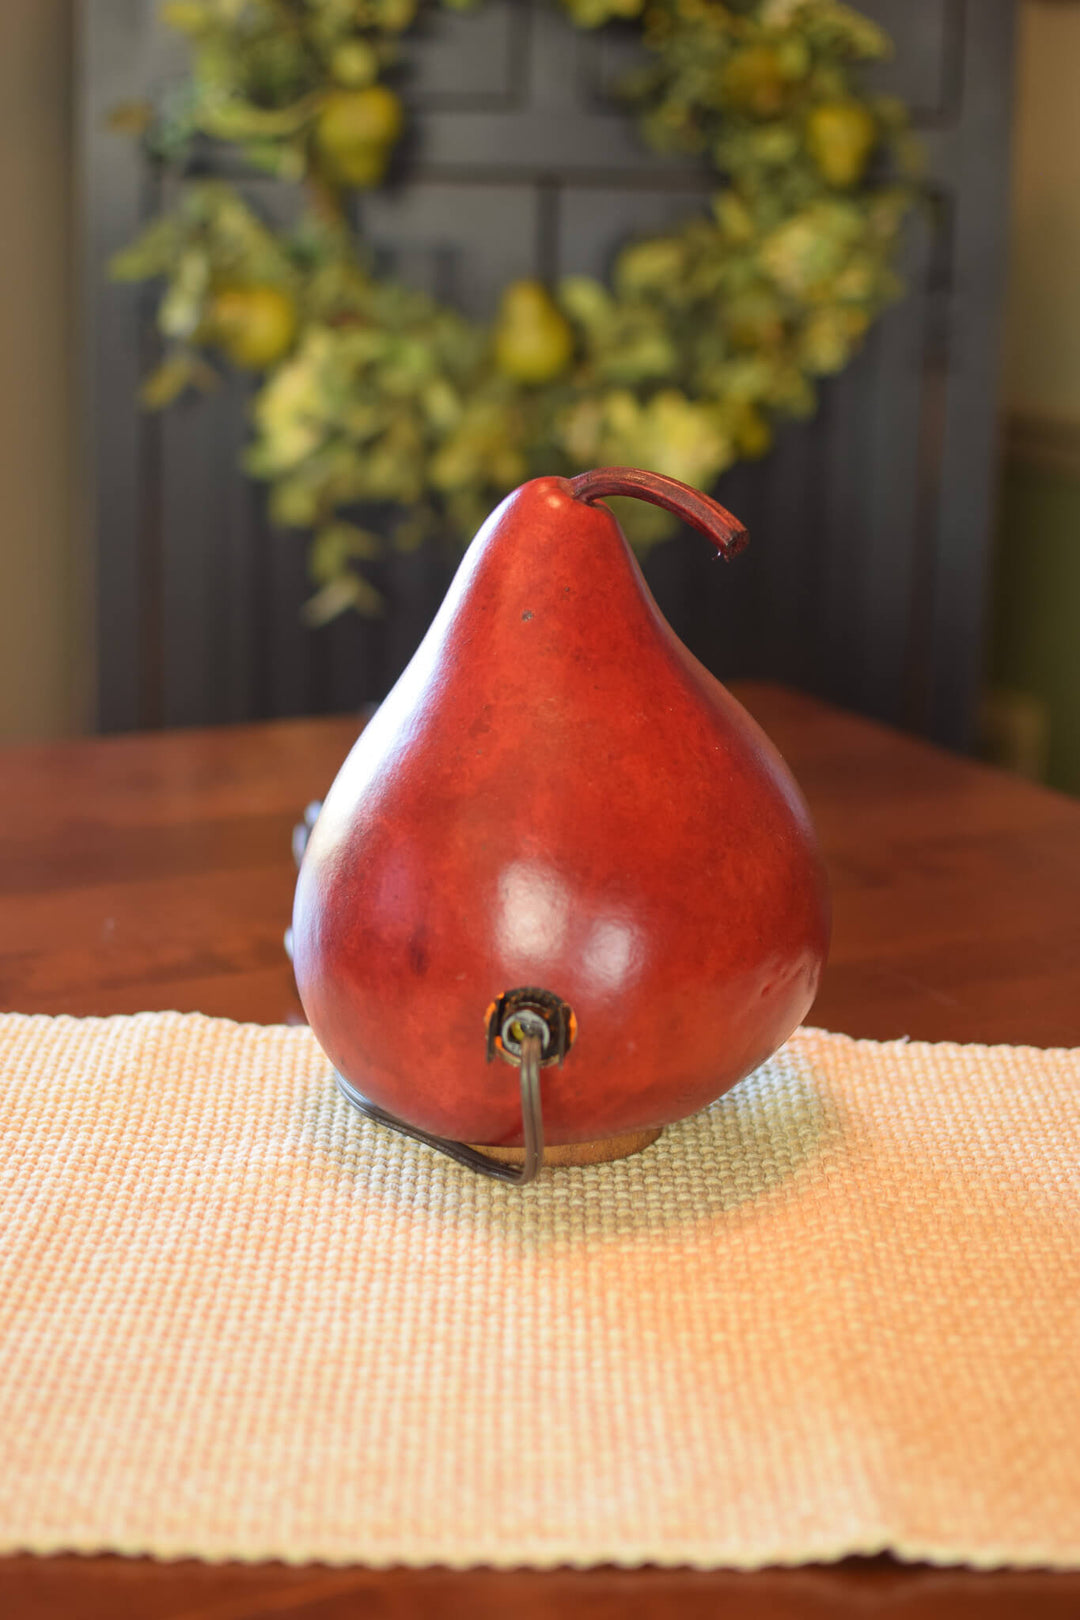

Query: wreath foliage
left=112, top=0, right=919, bottom=621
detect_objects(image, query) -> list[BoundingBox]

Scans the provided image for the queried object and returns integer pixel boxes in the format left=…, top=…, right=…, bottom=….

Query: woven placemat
left=1, top=1010, right=1078, bottom=1570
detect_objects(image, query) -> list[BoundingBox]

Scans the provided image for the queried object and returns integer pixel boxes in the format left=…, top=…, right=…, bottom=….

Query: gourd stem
left=569, top=466, right=748, bottom=560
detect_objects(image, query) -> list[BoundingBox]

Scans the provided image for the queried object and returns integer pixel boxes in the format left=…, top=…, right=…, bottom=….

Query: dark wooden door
left=79, top=0, right=1015, bottom=749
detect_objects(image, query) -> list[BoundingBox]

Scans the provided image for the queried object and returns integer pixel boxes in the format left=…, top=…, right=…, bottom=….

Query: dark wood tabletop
left=2, top=681, right=1079, bottom=1618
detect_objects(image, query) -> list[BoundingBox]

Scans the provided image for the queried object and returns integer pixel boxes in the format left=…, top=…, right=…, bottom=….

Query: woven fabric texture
left=1, top=1011, right=1078, bottom=1570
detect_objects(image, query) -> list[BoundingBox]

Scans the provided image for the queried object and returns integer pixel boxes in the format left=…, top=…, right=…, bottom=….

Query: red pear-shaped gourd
left=292, top=470, right=829, bottom=1147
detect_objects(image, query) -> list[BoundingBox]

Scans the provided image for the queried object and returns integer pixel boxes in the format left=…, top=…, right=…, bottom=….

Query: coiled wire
left=334, top=1029, right=546, bottom=1185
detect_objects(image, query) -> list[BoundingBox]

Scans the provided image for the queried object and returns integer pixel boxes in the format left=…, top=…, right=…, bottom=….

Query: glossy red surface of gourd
left=292, top=470, right=830, bottom=1145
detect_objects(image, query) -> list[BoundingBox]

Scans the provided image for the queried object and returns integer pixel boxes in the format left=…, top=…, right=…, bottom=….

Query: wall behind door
left=0, top=1, right=86, bottom=743
left=990, top=0, right=1080, bottom=795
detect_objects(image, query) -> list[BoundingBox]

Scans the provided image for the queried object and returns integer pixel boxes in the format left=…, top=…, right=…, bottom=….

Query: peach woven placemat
left=1, top=1010, right=1078, bottom=1570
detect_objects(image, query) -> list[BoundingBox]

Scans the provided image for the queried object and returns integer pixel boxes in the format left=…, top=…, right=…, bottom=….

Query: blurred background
left=1, top=0, right=1076, bottom=795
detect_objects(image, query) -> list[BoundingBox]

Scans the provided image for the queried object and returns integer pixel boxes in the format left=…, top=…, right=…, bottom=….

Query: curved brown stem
left=568, top=466, right=748, bottom=560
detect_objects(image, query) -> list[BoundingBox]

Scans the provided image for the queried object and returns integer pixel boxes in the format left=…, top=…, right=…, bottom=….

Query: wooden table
left=2, top=682, right=1079, bottom=1618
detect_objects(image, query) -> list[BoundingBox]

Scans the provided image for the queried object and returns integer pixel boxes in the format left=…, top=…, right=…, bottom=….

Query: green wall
left=0, top=2, right=82, bottom=742
left=989, top=460, right=1080, bottom=796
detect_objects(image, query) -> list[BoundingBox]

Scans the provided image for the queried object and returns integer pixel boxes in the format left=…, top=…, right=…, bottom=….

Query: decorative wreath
left=112, top=0, right=919, bottom=621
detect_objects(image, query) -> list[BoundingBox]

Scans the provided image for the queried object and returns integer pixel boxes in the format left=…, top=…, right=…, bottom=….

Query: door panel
left=80, top=0, right=1015, bottom=746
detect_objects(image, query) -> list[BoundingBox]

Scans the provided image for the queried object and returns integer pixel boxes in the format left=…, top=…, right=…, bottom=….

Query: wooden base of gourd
left=467, top=1125, right=662, bottom=1167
